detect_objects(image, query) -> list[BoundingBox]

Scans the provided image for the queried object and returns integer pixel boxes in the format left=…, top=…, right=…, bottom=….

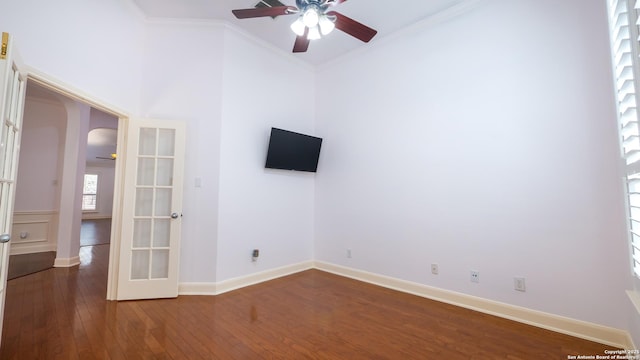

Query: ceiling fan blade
left=325, top=0, right=349, bottom=6
left=293, top=28, right=310, bottom=53
left=326, top=11, right=377, bottom=43
left=232, top=6, right=297, bottom=19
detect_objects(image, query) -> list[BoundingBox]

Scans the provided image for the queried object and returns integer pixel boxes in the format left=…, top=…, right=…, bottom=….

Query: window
left=82, top=174, right=98, bottom=211
left=608, top=0, right=640, bottom=277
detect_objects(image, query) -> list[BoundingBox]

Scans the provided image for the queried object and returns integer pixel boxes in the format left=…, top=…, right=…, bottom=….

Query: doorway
left=7, top=77, right=125, bottom=294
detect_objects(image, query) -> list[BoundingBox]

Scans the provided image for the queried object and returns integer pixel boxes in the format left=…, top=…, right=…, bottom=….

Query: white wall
left=216, top=29, right=316, bottom=281
left=138, top=21, right=316, bottom=283
left=14, top=98, right=65, bottom=212
left=139, top=21, right=225, bottom=283
left=1, top=0, right=144, bottom=113
left=315, top=0, right=634, bottom=333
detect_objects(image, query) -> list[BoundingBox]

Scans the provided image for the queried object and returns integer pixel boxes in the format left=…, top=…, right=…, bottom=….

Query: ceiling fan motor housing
left=296, top=0, right=330, bottom=13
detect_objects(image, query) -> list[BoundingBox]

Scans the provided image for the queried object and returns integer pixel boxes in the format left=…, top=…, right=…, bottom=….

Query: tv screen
left=265, top=128, right=322, bottom=172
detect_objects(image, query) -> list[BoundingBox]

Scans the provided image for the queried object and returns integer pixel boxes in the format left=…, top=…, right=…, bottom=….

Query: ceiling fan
left=232, top=0, right=377, bottom=53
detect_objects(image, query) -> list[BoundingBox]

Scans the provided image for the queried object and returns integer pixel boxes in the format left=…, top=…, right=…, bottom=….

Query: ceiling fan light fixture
left=302, top=7, right=320, bottom=28
left=290, top=17, right=306, bottom=36
left=307, top=25, right=322, bottom=40
left=318, top=15, right=335, bottom=35
left=231, top=0, right=378, bottom=53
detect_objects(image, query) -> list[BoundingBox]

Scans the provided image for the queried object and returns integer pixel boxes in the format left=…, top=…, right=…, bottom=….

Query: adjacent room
left=0, top=0, right=638, bottom=357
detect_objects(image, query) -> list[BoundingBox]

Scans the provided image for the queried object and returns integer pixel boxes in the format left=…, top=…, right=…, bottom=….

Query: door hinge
left=1, top=32, right=8, bottom=60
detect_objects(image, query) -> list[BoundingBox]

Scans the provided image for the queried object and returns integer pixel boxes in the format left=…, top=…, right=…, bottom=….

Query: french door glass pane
left=139, top=128, right=156, bottom=156
left=137, top=158, right=155, bottom=186
left=133, top=219, right=152, bottom=248
left=131, top=250, right=150, bottom=280
left=3, top=127, right=14, bottom=178
left=154, top=188, right=171, bottom=216
left=151, top=250, right=169, bottom=279
left=158, top=129, right=175, bottom=156
left=135, top=188, right=153, bottom=216
left=0, top=183, right=8, bottom=229
left=153, top=219, right=170, bottom=247
left=156, top=158, right=173, bottom=186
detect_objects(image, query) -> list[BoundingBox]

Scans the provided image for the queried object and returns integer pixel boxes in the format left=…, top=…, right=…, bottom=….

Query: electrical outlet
left=252, top=249, right=259, bottom=262
left=431, top=263, right=439, bottom=275
left=347, top=249, right=352, bottom=258
left=470, top=270, right=479, bottom=283
left=514, top=277, right=526, bottom=292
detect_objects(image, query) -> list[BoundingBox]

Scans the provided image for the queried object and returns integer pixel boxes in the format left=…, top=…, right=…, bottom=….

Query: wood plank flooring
left=80, top=219, right=112, bottom=247
left=0, top=245, right=620, bottom=359
left=6, top=218, right=111, bottom=280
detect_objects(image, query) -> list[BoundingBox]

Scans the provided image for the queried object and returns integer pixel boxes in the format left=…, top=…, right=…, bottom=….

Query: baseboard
left=176, top=259, right=633, bottom=349
left=314, top=261, right=632, bottom=350
left=81, top=215, right=112, bottom=220
left=54, top=256, right=80, bottom=268
left=179, top=282, right=217, bottom=295
left=178, top=261, right=314, bottom=296
left=10, top=244, right=56, bottom=256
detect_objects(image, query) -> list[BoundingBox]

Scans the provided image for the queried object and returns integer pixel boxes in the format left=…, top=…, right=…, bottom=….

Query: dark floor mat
left=8, top=251, right=56, bottom=280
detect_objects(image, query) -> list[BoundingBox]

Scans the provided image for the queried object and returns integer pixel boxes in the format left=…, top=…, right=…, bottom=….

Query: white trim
left=178, top=260, right=633, bottom=349
left=53, top=256, right=80, bottom=268
left=313, top=261, right=634, bottom=350
left=81, top=214, right=112, bottom=220
left=25, top=68, right=129, bottom=119
left=215, top=261, right=313, bottom=295
left=13, top=210, right=58, bottom=216
left=11, top=211, right=58, bottom=255
left=10, top=244, right=56, bottom=256
left=106, top=117, right=127, bottom=300
left=20, top=69, right=128, bottom=301
left=628, top=290, right=640, bottom=316
left=178, top=282, right=217, bottom=296
left=178, top=261, right=314, bottom=296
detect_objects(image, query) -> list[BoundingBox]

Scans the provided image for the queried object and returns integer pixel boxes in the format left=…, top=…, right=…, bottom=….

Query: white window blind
left=609, top=0, right=640, bottom=277
left=82, top=174, right=98, bottom=211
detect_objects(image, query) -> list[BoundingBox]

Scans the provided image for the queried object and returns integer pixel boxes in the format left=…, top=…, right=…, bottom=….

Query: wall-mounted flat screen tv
left=265, top=127, right=322, bottom=172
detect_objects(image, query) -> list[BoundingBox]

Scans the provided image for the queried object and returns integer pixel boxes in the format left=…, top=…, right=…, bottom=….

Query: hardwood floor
left=6, top=218, right=111, bottom=280
left=80, top=219, right=112, bottom=247
left=0, top=245, right=620, bottom=359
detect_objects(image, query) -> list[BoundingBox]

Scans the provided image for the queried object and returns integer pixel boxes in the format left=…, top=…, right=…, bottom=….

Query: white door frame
left=25, top=70, right=128, bottom=300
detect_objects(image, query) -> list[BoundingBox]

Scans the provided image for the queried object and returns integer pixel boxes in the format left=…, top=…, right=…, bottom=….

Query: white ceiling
left=130, top=0, right=467, bottom=66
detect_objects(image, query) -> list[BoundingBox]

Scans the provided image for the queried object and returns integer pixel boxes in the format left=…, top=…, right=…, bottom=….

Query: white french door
left=0, top=32, right=26, bottom=341
left=116, top=118, right=185, bottom=300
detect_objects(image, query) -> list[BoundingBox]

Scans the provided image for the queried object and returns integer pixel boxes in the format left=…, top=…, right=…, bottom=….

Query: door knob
left=171, top=213, right=179, bottom=219
left=0, top=234, right=10, bottom=243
